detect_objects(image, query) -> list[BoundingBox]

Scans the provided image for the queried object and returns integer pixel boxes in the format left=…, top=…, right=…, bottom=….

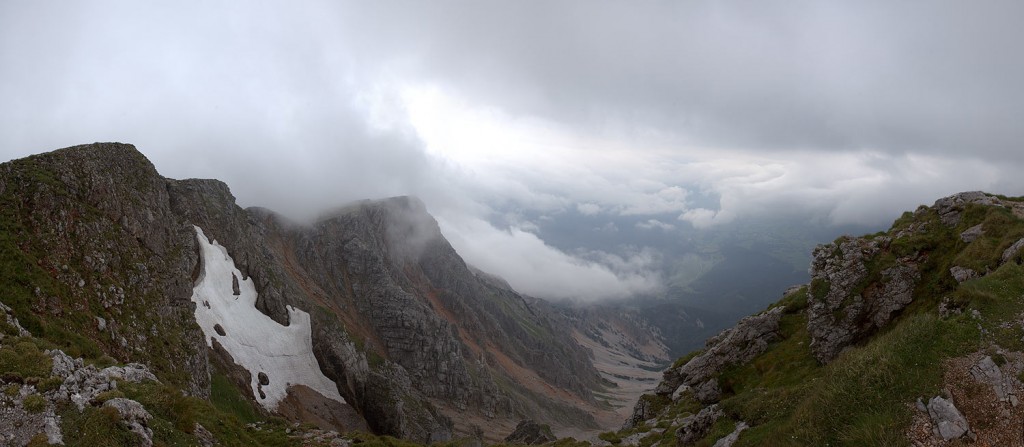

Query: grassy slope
left=597, top=199, right=1024, bottom=446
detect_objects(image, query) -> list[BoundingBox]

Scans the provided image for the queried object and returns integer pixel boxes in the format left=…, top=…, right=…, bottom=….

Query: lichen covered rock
left=806, top=236, right=920, bottom=364
left=676, top=405, right=723, bottom=445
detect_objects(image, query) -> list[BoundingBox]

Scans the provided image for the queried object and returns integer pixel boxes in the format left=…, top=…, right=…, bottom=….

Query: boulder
left=677, top=405, right=723, bottom=445
left=1002, top=237, right=1024, bottom=264
left=693, top=378, right=721, bottom=404
left=49, top=349, right=80, bottom=379
left=44, top=415, right=63, bottom=445
left=926, top=396, right=971, bottom=441
left=100, top=363, right=159, bottom=384
left=504, top=420, right=556, bottom=445
left=960, top=224, right=985, bottom=243
left=103, top=398, right=154, bottom=446
left=671, top=384, right=690, bottom=401
left=969, top=355, right=1020, bottom=406
left=949, top=266, right=979, bottom=283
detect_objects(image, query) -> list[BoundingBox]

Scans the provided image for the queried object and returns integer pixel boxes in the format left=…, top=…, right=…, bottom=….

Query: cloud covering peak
left=2, top=1, right=1023, bottom=299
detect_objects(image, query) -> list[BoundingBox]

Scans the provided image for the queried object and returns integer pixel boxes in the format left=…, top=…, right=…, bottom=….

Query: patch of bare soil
left=277, top=384, right=369, bottom=433
left=908, top=351, right=1024, bottom=446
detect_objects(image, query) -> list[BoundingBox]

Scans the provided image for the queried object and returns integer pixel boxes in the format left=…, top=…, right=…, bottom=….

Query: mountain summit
left=0, top=143, right=628, bottom=444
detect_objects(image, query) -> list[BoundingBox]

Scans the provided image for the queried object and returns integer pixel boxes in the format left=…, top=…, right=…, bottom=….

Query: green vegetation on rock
left=0, top=338, right=52, bottom=378
left=602, top=193, right=1024, bottom=446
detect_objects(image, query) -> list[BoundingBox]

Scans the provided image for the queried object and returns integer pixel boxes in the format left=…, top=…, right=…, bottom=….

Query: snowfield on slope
left=190, top=226, right=345, bottom=410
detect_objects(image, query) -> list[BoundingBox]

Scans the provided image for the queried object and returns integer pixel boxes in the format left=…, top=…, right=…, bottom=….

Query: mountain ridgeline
left=6, top=143, right=1024, bottom=447
left=0, top=143, right=633, bottom=445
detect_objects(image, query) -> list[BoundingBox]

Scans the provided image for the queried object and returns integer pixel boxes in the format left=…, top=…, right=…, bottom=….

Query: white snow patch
left=190, top=226, right=345, bottom=410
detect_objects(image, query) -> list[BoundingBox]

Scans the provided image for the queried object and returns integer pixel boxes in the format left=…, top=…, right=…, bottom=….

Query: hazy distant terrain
left=509, top=207, right=878, bottom=355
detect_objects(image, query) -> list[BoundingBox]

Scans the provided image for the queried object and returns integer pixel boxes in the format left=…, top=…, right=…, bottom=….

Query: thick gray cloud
left=331, top=1, right=1024, bottom=157
left=1, top=1, right=1022, bottom=300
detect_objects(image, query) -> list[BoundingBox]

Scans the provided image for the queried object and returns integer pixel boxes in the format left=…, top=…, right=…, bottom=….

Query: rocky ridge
left=608, top=191, right=1024, bottom=446
left=0, top=143, right=608, bottom=444
left=1, top=299, right=160, bottom=446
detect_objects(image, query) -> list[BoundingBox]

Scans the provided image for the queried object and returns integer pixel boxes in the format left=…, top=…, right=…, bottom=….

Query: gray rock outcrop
left=683, top=308, right=785, bottom=382
left=0, top=143, right=210, bottom=398
left=677, top=405, right=723, bottom=445
left=0, top=301, right=30, bottom=338
left=949, top=266, right=979, bottom=283
left=104, top=398, right=154, bottom=446
left=675, top=307, right=784, bottom=399
left=807, top=236, right=920, bottom=364
left=927, top=396, right=971, bottom=441
left=47, top=349, right=160, bottom=411
left=1002, top=237, right=1024, bottom=264
left=625, top=306, right=784, bottom=429
left=969, top=356, right=1021, bottom=406
left=960, top=224, right=985, bottom=243
left=934, top=191, right=1000, bottom=227
left=623, top=397, right=657, bottom=429
left=0, top=333, right=164, bottom=446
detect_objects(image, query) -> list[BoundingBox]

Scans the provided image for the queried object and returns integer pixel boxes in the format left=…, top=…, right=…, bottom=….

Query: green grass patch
left=953, top=262, right=1024, bottom=351
left=694, top=418, right=737, bottom=447
left=0, top=338, right=53, bottom=378
left=23, top=393, right=47, bottom=413
left=210, top=371, right=259, bottom=424
left=119, top=380, right=295, bottom=447
left=772, top=286, right=808, bottom=313
left=732, top=313, right=976, bottom=446
left=4, top=383, right=19, bottom=397
left=718, top=310, right=820, bottom=429
left=545, top=437, right=592, bottom=447
left=809, top=278, right=830, bottom=301
left=345, top=431, right=427, bottom=447
left=952, top=205, right=1024, bottom=272
left=598, top=431, right=622, bottom=445
left=36, top=376, right=64, bottom=393
left=93, top=390, right=126, bottom=404
left=61, top=404, right=143, bottom=447
left=27, top=433, right=50, bottom=447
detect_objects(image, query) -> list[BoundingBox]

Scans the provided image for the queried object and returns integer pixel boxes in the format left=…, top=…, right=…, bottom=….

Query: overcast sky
left=2, top=1, right=1023, bottom=300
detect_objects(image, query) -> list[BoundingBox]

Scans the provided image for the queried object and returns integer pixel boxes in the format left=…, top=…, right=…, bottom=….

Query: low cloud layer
left=440, top=216, right=661, bottom=300
left=2, top=1, right=1023, bottom=300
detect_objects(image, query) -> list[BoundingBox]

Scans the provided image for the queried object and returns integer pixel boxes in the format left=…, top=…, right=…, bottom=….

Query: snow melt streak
left=190, top=226, right=345, bottom=409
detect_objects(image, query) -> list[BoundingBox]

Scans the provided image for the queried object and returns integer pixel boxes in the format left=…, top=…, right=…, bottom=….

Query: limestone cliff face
left=0, top=144, right=209, bottom=396
left=278, top=196, right=604, bottom=436
left=0, top=143, right=604, bottom=441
